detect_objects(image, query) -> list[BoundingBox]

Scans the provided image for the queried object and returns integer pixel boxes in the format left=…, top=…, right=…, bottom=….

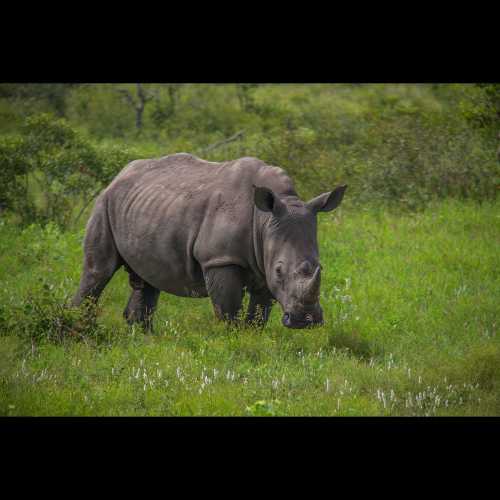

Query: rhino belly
left=120, top=249, right=209, bottom=298
left=112, top=213, right=209, bottom=298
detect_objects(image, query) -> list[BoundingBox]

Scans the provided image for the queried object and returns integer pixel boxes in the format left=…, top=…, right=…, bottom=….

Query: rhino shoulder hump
left=237, top=156, right=267, bottom=166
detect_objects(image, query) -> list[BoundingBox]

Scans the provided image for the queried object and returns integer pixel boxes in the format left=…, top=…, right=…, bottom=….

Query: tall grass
left=1, top=199, right=498, bottom=416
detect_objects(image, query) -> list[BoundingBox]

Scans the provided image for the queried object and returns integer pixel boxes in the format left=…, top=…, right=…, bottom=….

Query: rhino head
left=254, top=184, right=347, bottom=329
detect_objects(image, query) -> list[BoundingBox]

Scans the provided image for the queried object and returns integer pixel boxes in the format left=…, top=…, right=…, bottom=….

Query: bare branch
left=200, top=130, right=245, bottom=154
left=136, top=83, right=154, bottom=103
left=117, top=84, right=154, bottom=131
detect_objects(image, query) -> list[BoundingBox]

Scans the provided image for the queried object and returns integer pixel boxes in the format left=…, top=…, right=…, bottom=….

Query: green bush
left=0, top=113, right=146, bottom=229
left=458, top=84, right=500, bottom=132
left=349, top=116, right=499, bottom=210
left=0, top=134, right=29, bottom=213
left=0, top=278, right=117, bottom=347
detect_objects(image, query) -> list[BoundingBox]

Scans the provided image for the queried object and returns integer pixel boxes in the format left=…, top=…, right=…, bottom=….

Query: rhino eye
left=276, top=266, right=282, bottom=278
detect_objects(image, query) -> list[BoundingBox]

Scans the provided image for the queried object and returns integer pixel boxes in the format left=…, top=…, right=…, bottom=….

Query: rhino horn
left=303, top=266, right=321, bottom=303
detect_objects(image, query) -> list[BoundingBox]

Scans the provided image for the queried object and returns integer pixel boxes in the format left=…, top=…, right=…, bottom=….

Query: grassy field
left=0, top=199, right=499, bottom=416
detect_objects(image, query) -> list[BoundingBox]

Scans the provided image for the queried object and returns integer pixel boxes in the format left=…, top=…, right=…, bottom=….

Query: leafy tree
left=0, top=113, right=141, bottom=228
left=0, top=135, right=29, bottom=214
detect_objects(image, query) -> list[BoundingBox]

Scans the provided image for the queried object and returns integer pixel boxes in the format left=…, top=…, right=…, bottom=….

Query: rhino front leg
left=246, top=289, right=274, bottom=327
left=123, top=269, right=160, bottom=332
left=204, top=265, right=245, bottom=323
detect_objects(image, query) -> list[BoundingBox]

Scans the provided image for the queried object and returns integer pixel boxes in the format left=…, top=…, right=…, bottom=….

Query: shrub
left=0, top=113, right=145, bottom=229
left=0, top=279, right=117, bottom=347
left=0, top=134, right=29, bottom=214
left=350, top=116, right=499, bottom=210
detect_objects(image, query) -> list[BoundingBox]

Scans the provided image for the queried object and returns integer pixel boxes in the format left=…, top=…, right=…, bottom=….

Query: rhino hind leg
left=123, top=268, right=160, bottom=332
left=72, top=200, right=123, bottom=307
left=204, top=265, right=245, bottom=323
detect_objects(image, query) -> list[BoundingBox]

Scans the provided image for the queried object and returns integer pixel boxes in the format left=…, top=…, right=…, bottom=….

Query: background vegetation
left=0, top=83, right=498, bottom=415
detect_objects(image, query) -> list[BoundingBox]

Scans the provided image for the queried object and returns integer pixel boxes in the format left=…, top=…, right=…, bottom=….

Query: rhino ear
left=253, top=185, right=286, bottom=217
left=307, top=185, right=347, bottom=213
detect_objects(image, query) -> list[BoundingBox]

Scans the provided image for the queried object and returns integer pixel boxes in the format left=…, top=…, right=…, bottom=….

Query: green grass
left=1, top=199, right=499, bottom=416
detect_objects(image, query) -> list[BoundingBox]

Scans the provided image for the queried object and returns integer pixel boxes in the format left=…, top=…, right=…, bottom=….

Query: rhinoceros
left=72, top=153, right=346, bottom=330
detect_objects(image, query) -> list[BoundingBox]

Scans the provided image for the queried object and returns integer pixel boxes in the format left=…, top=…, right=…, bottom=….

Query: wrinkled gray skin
left=72, top=154, right=347, bottom=330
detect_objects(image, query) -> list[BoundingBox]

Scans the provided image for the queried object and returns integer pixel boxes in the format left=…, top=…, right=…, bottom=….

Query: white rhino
left=72, top=153, right=346, bottom=330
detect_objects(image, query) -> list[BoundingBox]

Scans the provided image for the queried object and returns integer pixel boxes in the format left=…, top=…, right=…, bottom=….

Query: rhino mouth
left=282, top=311, right=323, bottom=329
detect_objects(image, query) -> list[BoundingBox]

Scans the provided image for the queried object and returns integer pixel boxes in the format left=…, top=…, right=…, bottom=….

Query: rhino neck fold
left=252, top=205, right=271, bottom=285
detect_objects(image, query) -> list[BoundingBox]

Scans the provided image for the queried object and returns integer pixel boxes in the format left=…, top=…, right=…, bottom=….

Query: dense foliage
left=0, top=84, right=498, bottom=229
left=0, top=113, right=142, bottom=227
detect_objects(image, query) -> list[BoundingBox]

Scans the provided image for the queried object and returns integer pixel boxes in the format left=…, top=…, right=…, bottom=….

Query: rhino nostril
left=305, top=313, right=313, bottom=323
